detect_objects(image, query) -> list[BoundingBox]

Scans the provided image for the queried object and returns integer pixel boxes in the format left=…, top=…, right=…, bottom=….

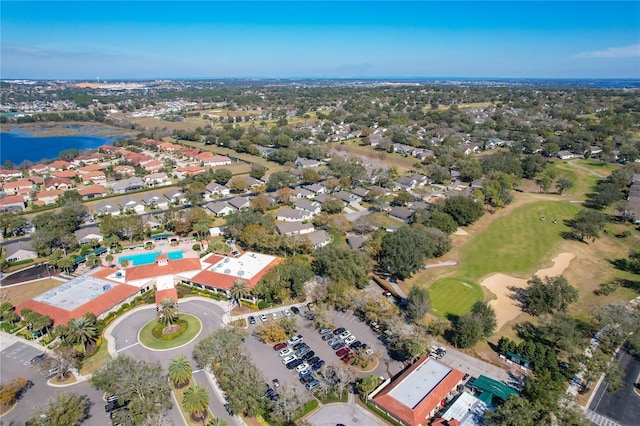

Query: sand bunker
left=453, top=228, right=469, bottom=236
left=482, top=253, right=576, bottom=330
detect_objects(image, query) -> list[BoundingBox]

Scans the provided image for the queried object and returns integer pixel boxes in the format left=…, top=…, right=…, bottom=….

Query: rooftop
left=34, top=270, right=122, bottom=312
left=206, top=252, right=276, bottom=280
left=389, top=357, right=452, bottom=409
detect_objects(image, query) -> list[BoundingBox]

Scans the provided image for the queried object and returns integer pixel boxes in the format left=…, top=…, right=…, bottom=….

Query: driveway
left=306, top=399, right=384, bottom=426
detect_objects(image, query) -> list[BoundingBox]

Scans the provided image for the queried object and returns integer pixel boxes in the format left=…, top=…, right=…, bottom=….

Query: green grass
left=138, top=314, right=202, bottom=350
left=428, top=278, right=483, bottom=318
left=426, top=200, right=580, bottom=317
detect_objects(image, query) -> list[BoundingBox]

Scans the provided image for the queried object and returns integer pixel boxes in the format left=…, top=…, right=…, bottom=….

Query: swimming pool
left=118, top=250, right=184, bottom=266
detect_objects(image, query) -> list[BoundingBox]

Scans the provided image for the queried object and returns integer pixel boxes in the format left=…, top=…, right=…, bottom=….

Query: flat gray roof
left=33, top=268, right=119, bottom=311
left=389, top=358, right=451, bottom=409
left=207, top=252, right=276, bottom=280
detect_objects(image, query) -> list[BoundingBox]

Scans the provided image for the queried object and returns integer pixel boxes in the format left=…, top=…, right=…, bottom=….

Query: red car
left=342, top=353, right=355, bottom=363
left=382, top=290, right=392, bottom=297
left=336, top=347, right=350, bottom=357
left=273, top=342, right=287, bottom=351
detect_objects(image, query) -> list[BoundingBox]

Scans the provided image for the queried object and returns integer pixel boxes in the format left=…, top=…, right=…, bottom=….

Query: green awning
left=151, top=233, right=175, bottom=240
left=506, top=351, right=530, bottom=365
left=74, top=256, right=86, bottom=264
left=91, top=247, right=107, bottom=256
left=472, top=375, right=519, bottom=402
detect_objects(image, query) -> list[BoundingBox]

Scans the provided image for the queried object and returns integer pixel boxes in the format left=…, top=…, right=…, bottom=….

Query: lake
left=0, top=131, right=120, bottom=165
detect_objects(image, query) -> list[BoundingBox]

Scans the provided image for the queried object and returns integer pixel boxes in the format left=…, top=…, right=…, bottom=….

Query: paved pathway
left=567, top=159, right=606, bottom=178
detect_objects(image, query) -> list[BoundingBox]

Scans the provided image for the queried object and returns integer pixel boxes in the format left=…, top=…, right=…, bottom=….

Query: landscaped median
left=138, top=313, right=202, bottom=350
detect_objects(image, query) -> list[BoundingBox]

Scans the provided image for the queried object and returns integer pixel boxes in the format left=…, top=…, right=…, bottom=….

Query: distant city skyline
left=1, top=1, right=639, bottom=80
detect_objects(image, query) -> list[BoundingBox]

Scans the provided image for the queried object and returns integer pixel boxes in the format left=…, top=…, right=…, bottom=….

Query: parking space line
left=117, top=342, right=139, bottom=352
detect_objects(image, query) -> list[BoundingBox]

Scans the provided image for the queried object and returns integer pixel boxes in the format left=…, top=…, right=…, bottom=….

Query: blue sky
left=1, top=1, right=639, bottom=79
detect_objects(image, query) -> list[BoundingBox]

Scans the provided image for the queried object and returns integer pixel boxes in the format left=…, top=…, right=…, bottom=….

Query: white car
left=278, top=348, right=293, bottom=357
left=339, top=330, right=351, bottom=340
left=259, top=314, right=268, bottom=322
left=281, top=355, right=297, bottom=364
left=295, top=362, right=309, bottom=373
left=271, top=312, right=279, bottom=319
left=283, top=309, right=291, bottom=317
left=287, top=335, right=303, bottom=345
left=344, top=335, right=356, bottom=344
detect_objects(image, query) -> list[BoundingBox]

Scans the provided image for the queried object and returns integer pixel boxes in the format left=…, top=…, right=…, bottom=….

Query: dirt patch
left=482, top=253, right=576, bottom=330
left=453, top=228, right=468, bottom=236
left=162, top=324, right=180, bottom=335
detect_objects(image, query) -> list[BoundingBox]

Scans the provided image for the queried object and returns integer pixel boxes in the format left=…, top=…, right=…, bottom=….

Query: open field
left=0, top=278, right=64, bottom=306
left=428, top=277, right=483, bottom=318
left=327, top=141, right=418, bottom=173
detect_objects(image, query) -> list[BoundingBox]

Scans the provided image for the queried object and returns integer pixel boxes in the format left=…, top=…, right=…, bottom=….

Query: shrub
left=192, top=243, right=201, bottom=251
left=240, top=300, right=259, bottom=310
left=257, top=300, right=269, bottom=309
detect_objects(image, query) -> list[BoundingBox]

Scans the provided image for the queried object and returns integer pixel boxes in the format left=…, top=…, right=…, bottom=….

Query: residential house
left=175, top=166, right=206, bottom=179
left=143, top=172, right=171, bottom=187
left=276, top=207, right=312, bottom=222
left=276, top=222, right=314, bottom=236
left=48, top=160, right=73, bottom=171
left=293, top=199, right=321, bottom=215
left=119, top=198, right=146, bottom=215
left=142, top=193, right=168, bottom=210
left=205, top=201, right=236, bottom=217
left=347, top=235, right=368, bottom=250
left=143, top=215, right=162, bottom=231
left=294, top=187, right=315, bottom=199
left=295, top=157, right=324, bottom=168
left=2, top=179, right=33, bottom=196
left=52, top=170, right=78, bottom=179
left=164, top=189, right=187, bottom=205
left=557, top=151, right=579, bottom=160
left=228, top=196, right=251, bottom=210
left=388, top=206, right=413, bottom=223
left=78, top=184, right=108, bottom=200
left=351, top=187, right=369, bottom=199
left=255, top=145, right=275, bottom=157
left=28, top=163, right=49, bottom=175
left=304, top=183, right=328, bottom=195
left=112, top=177, right=145, bottom=194
left=206, top=182, right=231, bottom=197
left=44, top=177, right=73, bottom=191
left=34, top=189, right=63, bottom=206
left=82, top=171, right=107, bottom=185
left=113, top=165, right=135, bottom=176
left=301, top=230, right=331, bottom=249
left=94, top=201, right=121, bottom=216
left=0, top=170, right=23, bottom=181
left=0, top=195, right=26, bottom=212
left=196, top=152, right=233, bottom=167
left=334, top=190, right=362, bottom=206
left=74, top=226, right=104, bottom=245
left=141, top=159, right=164, bottom=173
left=4, top=240, right=37, bottom=262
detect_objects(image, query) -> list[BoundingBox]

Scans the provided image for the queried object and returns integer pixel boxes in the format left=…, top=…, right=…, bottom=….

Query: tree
left=229, top=176, right=249, bottom=193
left=302, top=168, right=321, bottom=183
left=406, top=285, right=431, bottom=323
left=91, top=355, right=173, bottom=424
left=556, top=177, right=573, bottom=194
left=254, top=321, right=288, bottom=343
left=182, top=384, right=210, bottom=422
left=312, top=245, right=371, bottom=289
left=213, top=168, right=232, bottom=184
left=157, top=298, right=179, bottom=326
left=268, top=383, right=304, bottom=424
left=26, top=392, right=91, bottom=426
left=208, top=419, right=229, bottom=426
left=321, top=196, right=344, bottom=214
left=249, top=163, right=267, bottom=180
left=168, top=355, right=192, bottom=388
left=441, top=196, right=484, bottom=226
left=356, top=375, right=380, bottom=398
left=66, top=315, right=97, bottom=353
left=394, top=190, right=413, bottom=206
left=0, top=301, right=18, bottom=324
left=230, top=279, right=250, bottom=304
left=451, top=315, right=483, bottom=348
left=570, top=209, right=606, bottom=242
left=0, top=377, right=29, bottom=409
left=266, top=171, right=296, bottom=192
left=470, top=301, right=497, bottom=338
left=524, top=275, right=578, bottom=316
left=193, top=219, right=211, bottom=241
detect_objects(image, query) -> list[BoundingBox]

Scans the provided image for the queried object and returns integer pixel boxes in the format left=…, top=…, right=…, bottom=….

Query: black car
left=331, top=341, right=345, bottom=350
left=248, top=316, right=256, bottom=325
left=262, top=388, right=275, bottom=399
left=302, top=350, right=315, bottom=360
left=286, top=359, right=304, bottom=369
left=312, top=360, right=325, bottom=371
left=333, top=327, right=346, bottom=335
left=293, top=342, right=308, bottom=351
left=321, top=333, right=334, bottom=341
left=349, top=341, right=362, bottom=350
left=307, top=356, right=320, bottom=366
left=291, top=306, right=300, bottom=314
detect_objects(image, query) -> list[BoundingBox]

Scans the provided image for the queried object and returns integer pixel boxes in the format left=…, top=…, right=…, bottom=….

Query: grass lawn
left=428, top=277, right=483, bottom=318
left=138, top=314, right=202, bottom=350
left=172, top=377, right=215, bottom=426
left=80, top=340, right=111, bottom=375
left=0, top=278, right=62, bottom=306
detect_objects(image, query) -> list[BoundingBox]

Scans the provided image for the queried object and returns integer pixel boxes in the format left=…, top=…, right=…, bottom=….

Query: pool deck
left=114, top=239, right=201, bottom=267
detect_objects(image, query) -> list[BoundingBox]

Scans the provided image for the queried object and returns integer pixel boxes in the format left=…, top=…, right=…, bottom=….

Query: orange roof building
left=372, top=357, right=465, bottom=426
left=189, top=252, right=280, bottom=292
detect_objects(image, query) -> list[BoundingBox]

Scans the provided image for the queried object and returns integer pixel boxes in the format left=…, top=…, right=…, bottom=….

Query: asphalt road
left=588, top=349, right=640, bottom=426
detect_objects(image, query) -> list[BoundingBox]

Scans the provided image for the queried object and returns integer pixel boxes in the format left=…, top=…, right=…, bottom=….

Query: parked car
left=318, top=328, right=333, bottom=335
left=302, top=350, right=315, bottom=360
left=259, top=314, right=268, bottom=322
left=279, top=348, right=294, bottom=357
left=307, top=356, right=320, bottom=366
left=331, top=341, right=345, bottom=350
left=287, top=335, right=303, bottom=345
left=327, top=337, right=340, bottom=346
left=338, top=330, right=351, bottom=340
left=293, top=342, right=308, bottom=351
left=295, top=362, right=309, bottom=373
left=333, top=327, right=346, bottom=335
left=344, top=335, right=356, bottom=344
left=295, top=347, right=310, bottom=358
left=262, top=387, right=275, bottom=399
left=283, top=309, right=291, bottom=316
left=382, top=289, right=392, bottom=297
left=306, top=380, right=320, bottom=391
left=271, top=311, right=279, bottom=319
left=342, top=353, right=355, bottom=364
left=273, top=342, right=287, bottom=351
left=349, top=341, right=362, bottom=350
left=291, top=306, right=300, bottom=314
left=286, top=359, right=304, bottom=370
left=248, top=316, right=256, bottom=325
left=336, top=347, right=350, bottom=357
left=300, top=372, right=315, bottom=384
left=272, top=378, right=280, bottom=387
left=322, top=333, right=334, bottom=341
left=281, top=355, right=296, bottom=364
left=312, top=360, right=325, bottom=371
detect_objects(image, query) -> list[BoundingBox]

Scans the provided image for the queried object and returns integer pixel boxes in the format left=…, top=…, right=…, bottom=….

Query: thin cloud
left=573, top=44, right=640, bottom=59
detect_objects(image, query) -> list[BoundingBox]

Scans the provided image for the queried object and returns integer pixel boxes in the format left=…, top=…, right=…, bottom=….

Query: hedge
left=7, top=258, right=34, bottom=267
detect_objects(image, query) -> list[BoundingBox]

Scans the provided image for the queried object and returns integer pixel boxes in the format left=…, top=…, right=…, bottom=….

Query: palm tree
left=168, top=355, right=192, bottom=388
left=157, top=298, right=179, bottom=326
left=66, top=316, right=97, bottom=353
left=229, top=279, right=250, bottom=304
left=182, top=384, right=209, bottom=422
left=208, top=419, right=229, bottom=426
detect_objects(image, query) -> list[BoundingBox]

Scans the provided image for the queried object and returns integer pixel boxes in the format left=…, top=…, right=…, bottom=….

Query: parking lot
left=243, top=305, right=405, bottom=402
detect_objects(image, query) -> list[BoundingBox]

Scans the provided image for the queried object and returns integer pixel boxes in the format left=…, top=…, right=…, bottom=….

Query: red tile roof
left=16, top=282, right=140, bottom=326
left=373, top=357, right=465, bottom=426
left=155, top=288, right=178, bottom=304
